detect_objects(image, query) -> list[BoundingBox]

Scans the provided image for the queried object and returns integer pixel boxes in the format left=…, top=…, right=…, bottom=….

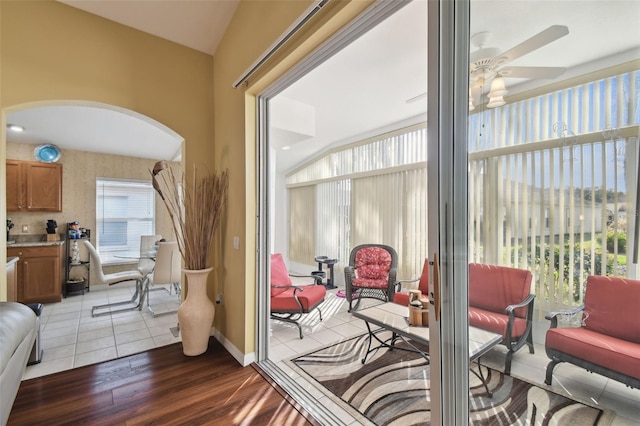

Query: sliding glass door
left=257, top=0, right=640, bottom=423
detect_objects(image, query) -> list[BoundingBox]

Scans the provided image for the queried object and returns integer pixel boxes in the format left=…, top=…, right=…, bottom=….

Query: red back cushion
left=468, top=263, right=532, bottom=317
left=583, top=275, right=640, bottom=343
left=355, top=247, right=392, bottom=280
left=418, top=258, right=429, bottom=294
left=270, top=253, right=292, bottom=297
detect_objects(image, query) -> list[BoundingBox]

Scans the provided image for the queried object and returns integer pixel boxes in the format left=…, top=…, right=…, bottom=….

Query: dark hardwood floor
left=9, top=338, right=318, bottom=426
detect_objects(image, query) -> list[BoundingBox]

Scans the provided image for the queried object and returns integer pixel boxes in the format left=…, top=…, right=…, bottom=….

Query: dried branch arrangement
left=151, top=160, right=229, bottom=271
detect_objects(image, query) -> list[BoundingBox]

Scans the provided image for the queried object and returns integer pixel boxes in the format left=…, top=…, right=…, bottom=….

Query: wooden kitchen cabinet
left=7, top=244, right=64, bottom=304
left=6, top=160, right=63, bottom=212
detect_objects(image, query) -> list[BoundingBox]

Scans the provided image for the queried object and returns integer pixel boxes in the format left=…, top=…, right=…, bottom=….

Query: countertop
left=7, top=241, right=65, bottom=248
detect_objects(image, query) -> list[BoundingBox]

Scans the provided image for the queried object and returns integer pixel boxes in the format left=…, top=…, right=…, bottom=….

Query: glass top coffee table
left=352, top=302, right=502, bottom=396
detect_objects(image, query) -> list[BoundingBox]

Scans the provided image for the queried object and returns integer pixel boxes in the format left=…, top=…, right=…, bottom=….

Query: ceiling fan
left=469, top=25, right=569, bottom=109
left=406, top=25, right=569, bottom=109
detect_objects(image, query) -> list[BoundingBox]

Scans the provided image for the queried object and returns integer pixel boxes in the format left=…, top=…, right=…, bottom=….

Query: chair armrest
left=271, top=285, right=304, bottom=292
left=289, top=273, right=316, bottom=279
left=505, top=294, right=535, bottom=315
left=344, top=266, right=355, bottom=283
left=387, top=267, right=398, bottom=299
left=545, top=304, right=584, bottom=328
left=395, top=277, right=419, bottom=293
left=289, top=273, right=323, bottom=285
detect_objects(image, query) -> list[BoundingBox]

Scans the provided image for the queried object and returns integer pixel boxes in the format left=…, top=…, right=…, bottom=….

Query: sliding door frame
left=427, top=0, right=471, bottom=423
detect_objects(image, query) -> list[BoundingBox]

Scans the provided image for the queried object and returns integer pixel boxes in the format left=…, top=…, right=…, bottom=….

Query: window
left=96, top=178, right=155, bottom=263
left=467, top=69, right=640, bottom=311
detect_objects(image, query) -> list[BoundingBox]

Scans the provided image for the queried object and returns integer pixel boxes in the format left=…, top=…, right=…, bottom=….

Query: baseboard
left=211, top=327, right=256, bottom=366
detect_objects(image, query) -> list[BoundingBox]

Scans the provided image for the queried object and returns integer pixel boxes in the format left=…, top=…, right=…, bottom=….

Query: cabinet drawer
left=8, top=245, right=61, bottom=258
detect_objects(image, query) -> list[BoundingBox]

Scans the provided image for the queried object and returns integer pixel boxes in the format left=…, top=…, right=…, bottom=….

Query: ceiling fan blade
left=497, top=25, right=569, bottom=65
left=499, top=66, right=566, bottom=79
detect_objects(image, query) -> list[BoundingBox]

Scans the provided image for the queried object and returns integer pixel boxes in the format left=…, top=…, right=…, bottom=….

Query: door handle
left=429, top=253, right=441, bottom=321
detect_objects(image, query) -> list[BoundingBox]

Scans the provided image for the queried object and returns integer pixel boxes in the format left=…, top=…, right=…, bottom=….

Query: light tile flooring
left=269, top=289, right=640, bottom=426
left=24, top=280, right=181, bottom=380
left=23, top=284, right=640, bottom=425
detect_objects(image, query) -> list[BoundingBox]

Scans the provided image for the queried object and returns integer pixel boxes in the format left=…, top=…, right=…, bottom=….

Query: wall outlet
left=22, top=225, right=28, bottom=233
left=233, top=236, right=240, bottom=250
left=216, top=293, right=223, bottom=304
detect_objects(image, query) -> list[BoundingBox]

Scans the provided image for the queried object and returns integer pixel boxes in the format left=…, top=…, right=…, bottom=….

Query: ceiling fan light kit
left=469, top=25, right=569, bottom=109
left=486, top=76, right=508, bottom=108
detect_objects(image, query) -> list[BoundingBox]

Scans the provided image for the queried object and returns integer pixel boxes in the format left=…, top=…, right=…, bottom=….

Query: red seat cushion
left=270, top=253, right=292, bottom=297
left=469, top=306, right=527, bottom=338
left=271, top=285, right=326, bottom=312
left=469, top=263, right=532, bottom=318
left=582, top=276, right=640, bottom=344
left=393, top=292, right=411, bottom=306
left=352, top=278, right=388, bottom=289
left=546, top=327, right=640, bottom=381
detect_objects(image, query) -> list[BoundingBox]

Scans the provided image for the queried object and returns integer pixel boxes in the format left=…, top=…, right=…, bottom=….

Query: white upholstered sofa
left=0, top=302, right=37, bottom=425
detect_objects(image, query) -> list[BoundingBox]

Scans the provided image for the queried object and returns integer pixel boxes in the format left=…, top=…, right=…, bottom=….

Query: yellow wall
left=211, top=0, right=314, bottom=358
left=0, top=2, right=213, bottom=296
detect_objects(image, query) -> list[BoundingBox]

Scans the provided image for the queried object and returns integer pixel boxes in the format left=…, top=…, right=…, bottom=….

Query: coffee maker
left=6, top=219, right=14, bottom=241
left=46, top=220, right=57, bottom=234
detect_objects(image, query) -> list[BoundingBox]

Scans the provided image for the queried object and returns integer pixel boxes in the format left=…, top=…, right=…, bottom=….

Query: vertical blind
left=96, top=178, right=155, bottom=263
left=470, top=131, right=638, bottom=312
left=289, top=185, right=316, bottom=264
left=287, top=125, right=428, bottom=280
left=315, top=180, right=351, bottom=269
left=469, top=69, right=640, bottom=311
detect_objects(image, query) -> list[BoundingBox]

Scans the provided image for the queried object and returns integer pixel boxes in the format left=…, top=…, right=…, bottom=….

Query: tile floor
left=23, top=283, right=639, bottom=425
left=24, top=280, right=181, bottom=380
left=269, top=289, right=640, bottom=426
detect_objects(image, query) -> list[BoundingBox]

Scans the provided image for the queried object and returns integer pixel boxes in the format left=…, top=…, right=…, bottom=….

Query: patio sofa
left=544, top=275, right=640, bottom=389
left=0, top=302, right=37, bottom=425
left=468, top=263, right=535, bottom=375
left=393, top=261, right=534, bottom=374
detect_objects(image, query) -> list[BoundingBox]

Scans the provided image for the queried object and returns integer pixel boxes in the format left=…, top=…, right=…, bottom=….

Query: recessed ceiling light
left=7, top=124, right=25, bottom=132
left=282, top=146, right=291, bottom=151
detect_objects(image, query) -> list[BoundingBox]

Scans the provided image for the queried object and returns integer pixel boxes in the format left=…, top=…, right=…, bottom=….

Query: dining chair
left=84, top=240, right=145, bottom=317
left=144, top=241, right=181, bottom=317
left=138, top=234, right=162, bottom=277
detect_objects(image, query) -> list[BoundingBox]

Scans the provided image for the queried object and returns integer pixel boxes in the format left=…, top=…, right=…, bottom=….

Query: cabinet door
left=6, top=160, right=24, bottom=211
left=21, top=256, right=62, bottom=304
left=26, top=162, right=62, bottom=211
left=6, top=259, right=18, bottom=302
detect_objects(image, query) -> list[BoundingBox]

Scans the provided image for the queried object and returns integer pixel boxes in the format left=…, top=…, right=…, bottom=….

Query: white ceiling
left=5, top=0, right=640, bottom=172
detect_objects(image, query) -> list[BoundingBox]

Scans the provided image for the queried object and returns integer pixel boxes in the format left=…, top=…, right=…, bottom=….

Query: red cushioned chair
left=270, top=253, right=326, bottom=339
left=545, top=275, right=640, bottom=389
left=393, top=258, right=429, bottom=306
left=344, top=244, right=398, bottom=312
left=468, top=263, right=535, bottom=375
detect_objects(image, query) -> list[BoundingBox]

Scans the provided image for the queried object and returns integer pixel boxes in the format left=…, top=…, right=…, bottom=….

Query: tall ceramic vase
left=178, top=267, right=215, bottom=356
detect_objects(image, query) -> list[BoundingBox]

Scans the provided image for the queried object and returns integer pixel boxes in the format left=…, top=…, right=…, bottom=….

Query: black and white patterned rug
left=288, top=334, right=614, bottom=425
